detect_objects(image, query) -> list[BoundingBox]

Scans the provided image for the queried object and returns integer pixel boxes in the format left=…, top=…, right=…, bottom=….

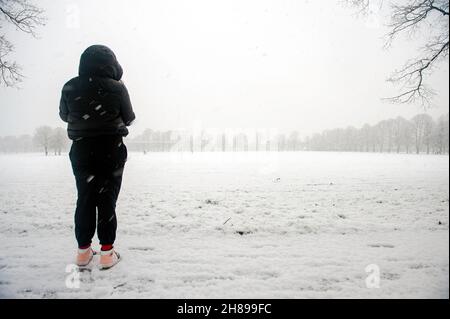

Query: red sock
left=101, top=244, right=113, bottom=251
left=79, top=244, right=91, bottom=250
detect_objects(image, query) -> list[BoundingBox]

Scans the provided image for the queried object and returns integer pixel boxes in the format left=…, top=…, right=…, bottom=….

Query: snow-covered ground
left=0, top=151, right=448, bottom=298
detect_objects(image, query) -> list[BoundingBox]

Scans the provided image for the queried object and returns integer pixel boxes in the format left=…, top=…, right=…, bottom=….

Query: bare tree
left=422, top=115, right=435, bottom=153
left=221, top=133, right=227, bottom=152
left=402, top=120, right=415, bottom=153
left=50, top=127, right=68, bottom=156
left=360, top=123, right=372, bottom=152
left=254, top=132, right=261, bottom=151
left=433, top=113, right=449, bottom=153
left=393, top=116, right=411, bottom=153
left=384, top=119, right=396, bottom=152
left=33, top=125, right=52, bottom=156
left=343, top=126, right=359, bottom=151
left=287, top=131, right=301, bottom=151
left=374, top=120, right=389, bottom=152
left=348, top=0, right=449, bottom=106
left=200, top=130, right=211, bottom=152
left=0, top=0, right=45, bottom=87
left=0, top=134, right=33, bottom=152
left=411, top=113, right=434, bottom=153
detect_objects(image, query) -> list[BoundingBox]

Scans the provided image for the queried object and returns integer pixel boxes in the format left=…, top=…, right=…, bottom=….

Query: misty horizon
left=2, top=110, right=448, bottom=156
left=0, top=110, right=449, bottom=139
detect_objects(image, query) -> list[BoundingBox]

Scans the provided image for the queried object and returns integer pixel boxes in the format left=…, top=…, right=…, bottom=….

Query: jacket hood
left=78, top=45, right=123, bottom=81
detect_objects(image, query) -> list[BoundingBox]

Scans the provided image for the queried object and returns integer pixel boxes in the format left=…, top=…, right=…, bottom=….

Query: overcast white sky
left=0, top=0, right=448, bottom=138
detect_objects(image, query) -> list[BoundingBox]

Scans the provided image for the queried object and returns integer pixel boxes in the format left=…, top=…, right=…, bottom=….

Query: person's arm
left=119, top=82, right=136, bottom=126
left=59, top=86, right=69, bottom=123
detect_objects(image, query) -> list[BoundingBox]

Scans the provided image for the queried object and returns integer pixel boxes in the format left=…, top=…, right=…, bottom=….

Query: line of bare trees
left=127, top=128, right=305, bottom=153
left=1, top=113, right=448, bottom=155
left=0, top=126, right=69, bottom=155
left=125, top=113, right=449, bottom=154
left=305, top=113, right=449, bottom=154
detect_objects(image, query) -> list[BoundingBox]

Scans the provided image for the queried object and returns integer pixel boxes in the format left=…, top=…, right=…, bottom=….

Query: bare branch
left=347, top=0, right=449, bottom=107
left=0, top=35, right=22, bottom=87
left=343, top=0, right=373, bottom=15
left=431, top=0, right=449, bottom=15
left=385, top=0, right=436, bottom=46
left=0, top=0, right=46, bottom=37
left=384, top=40, right=448, bottom=106
left=0, top=0, right=45, bottom=87
left=383, top=0, right=449, bottom=107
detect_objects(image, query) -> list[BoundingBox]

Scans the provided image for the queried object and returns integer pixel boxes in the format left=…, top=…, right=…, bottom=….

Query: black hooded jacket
left=59, top=45, right=136, bottom=140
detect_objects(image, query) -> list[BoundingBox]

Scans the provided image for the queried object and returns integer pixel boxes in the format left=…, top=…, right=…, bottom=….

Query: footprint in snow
left=409, top=263, right=430, bottom=270
left=128, top=247, right=155, bottom=252
left=382, top=273, right=401, bottom=280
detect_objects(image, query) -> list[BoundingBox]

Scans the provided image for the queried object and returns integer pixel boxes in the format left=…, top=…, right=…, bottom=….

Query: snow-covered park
left=0, top=151, right=448, bottom=298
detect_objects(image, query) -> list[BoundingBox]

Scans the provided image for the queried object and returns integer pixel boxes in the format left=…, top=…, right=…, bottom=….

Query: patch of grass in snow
left=128, top=246, right=155, bottom=251
left=235, top=230, right=253, bottom=236
left=368, top=243, right=395, bottom=248
left=205, top=199, right=219, bottom=205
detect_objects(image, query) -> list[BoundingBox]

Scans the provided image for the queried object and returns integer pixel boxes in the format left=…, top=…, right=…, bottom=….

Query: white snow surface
left=0, top=151, right=448, bottom=299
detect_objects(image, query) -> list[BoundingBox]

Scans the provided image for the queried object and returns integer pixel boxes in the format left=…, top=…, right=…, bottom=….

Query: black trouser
left=69, top=135, right=128, bottom=248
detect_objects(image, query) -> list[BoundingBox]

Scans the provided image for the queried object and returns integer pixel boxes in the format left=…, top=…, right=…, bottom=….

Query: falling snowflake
left=82, top=114, right=90, bottom=120
left=86, top=175, right=95, bottom=183
left=112, top=168, right=124, bottom=177
left=100, top=111, right=107, bottom=116
left=95, top=105, right=102, bottom=111
left=89, top=77, right=93, bottom=82
left=97, top=89, right=108, bottom=97
left=118, top=142, right=122, bottom=147
left=74, top=96, right=82, bottom=101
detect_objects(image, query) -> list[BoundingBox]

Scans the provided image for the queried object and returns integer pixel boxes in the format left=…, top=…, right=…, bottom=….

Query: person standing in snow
left=59, top=45, right=135, bottom=270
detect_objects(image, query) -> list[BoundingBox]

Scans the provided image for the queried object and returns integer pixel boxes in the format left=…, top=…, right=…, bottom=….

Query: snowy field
left=0, top=151, right=448, bottom=299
